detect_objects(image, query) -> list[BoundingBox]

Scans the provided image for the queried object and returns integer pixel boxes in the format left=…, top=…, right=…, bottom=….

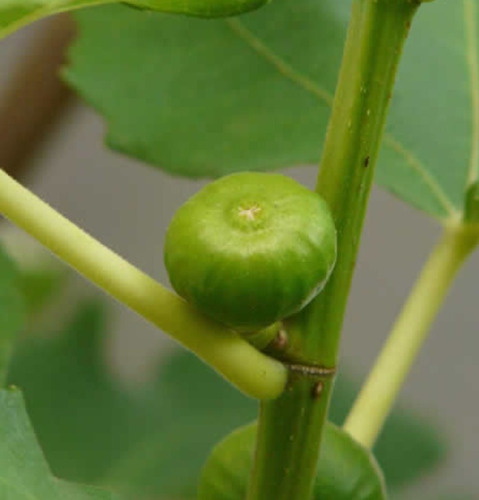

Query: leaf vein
left=226, top=18, right=333, bottom=106
left=382, top=134, right=458, bottom=218
left=226, top=17, right=457, bottom=218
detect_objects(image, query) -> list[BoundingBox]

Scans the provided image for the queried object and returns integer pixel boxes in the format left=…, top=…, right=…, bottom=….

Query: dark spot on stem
left=311, top=381, right=324, bottom=399
left=363, top=156, right=370, bottom=168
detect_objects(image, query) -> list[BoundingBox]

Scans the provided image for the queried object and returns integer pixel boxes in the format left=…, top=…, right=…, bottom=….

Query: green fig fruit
left=198, top=421, right=387, bottom=499
left=164, top=172, right=337, bottom=332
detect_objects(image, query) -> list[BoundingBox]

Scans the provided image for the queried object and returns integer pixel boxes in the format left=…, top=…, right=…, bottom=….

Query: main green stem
left=344, top=223, right=479, bottom=448
left=247, top=1, right=420, bottom=498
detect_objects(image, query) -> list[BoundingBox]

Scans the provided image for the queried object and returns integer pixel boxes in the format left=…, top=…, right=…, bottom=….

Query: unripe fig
left=198, top=421, right=387, bottom=500
left=164, top=172, right=336, bottom=332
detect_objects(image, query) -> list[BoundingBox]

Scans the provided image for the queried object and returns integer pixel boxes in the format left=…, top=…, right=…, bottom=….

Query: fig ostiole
left=164, top=172, right=337, bottom=333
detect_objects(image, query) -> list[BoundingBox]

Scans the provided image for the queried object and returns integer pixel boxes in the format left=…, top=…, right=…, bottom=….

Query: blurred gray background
left=1, top=17, right=477, bottom=499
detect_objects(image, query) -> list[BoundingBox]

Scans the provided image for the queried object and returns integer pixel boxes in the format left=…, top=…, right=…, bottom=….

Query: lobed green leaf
left=7, top=301, right=164, bottom=484
left=0, top=387, right=120, bottom=499
left=66, top=0, right=478, bottom=220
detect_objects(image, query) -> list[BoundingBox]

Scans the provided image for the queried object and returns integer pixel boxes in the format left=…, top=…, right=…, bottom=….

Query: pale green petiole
left=0, top=169, right=287, bottom=400
left=344, top=223, right=479, bottom=448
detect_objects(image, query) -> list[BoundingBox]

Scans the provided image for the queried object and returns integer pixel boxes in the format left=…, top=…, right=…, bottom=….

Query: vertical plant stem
left=248, top=1, right=420, bottom=498
left=344, top=224, right=479, bottom=448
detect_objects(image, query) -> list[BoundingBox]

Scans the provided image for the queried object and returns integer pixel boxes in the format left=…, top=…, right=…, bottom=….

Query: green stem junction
left=0, top=168, right=287, bottom=400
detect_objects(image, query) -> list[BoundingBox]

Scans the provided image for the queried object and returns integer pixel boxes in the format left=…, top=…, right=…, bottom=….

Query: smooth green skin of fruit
left=164, top=172, right=337, bottom=332
left=198, top=421, right=387, bottom=500
left=127, top=0, right=270, bottom=17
